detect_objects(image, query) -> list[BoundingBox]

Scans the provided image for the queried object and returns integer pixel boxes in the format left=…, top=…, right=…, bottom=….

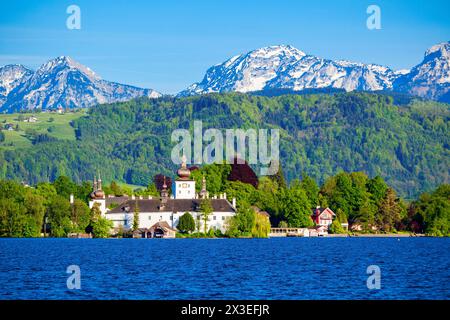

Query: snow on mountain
left=179, top=42, right=450, bottom=102
left=393, top=41, right=450, bottom=102
left=0, top=56, right=161, bottom=112
left=179, top=45, right=397, bottom=96
left=0, top=65, right=33, bottom=106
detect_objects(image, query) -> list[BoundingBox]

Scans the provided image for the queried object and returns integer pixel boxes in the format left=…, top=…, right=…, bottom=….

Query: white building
left=89, top=157, right=236, bottom=235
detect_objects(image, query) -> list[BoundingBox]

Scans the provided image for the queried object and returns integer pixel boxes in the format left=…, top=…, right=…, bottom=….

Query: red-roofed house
left=311, top=207, right=336, bottom=228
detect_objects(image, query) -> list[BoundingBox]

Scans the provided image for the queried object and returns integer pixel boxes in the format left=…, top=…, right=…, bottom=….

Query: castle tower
left=89, top=173, right=106, bottom=215
left=174, top=155, right=196, bottom=199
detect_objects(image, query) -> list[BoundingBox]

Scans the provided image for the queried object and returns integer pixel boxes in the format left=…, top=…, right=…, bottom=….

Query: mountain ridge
left=0, top=56, right=161, bottom=112
left=179, top=42, right=450, bottom=102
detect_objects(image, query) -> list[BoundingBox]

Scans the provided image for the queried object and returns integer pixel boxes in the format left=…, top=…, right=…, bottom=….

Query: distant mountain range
left=0, top=41, right=449, bottom=112
left=0, top=56, right=161, bottom=112
left=179, top=41, right=450, bottom=103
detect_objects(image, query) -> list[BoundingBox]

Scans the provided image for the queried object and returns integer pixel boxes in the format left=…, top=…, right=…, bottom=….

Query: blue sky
left=1, top=0, right=449, bottom=94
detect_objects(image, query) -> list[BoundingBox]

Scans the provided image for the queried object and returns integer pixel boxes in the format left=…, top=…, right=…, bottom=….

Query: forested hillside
left=0, top=92, right=448, bottom=198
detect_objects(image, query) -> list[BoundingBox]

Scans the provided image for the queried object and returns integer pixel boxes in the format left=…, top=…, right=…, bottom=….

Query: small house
left=311, top=206, right=336, bottom=228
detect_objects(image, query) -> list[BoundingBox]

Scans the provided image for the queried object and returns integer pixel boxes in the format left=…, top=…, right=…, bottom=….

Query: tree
left=92, top=217, right=113, bottom=238
left=329, top=218, right=346, bottom=234
left=71, top=199, right=91, bottom=232
left=47, top=195, right=72, bottom=237
left=252, top=213, right=271, bottom=238
left=377, top=188, right=403, bottom=232
left=228, top=157, right=259, bottom=188
left=133, top=200, right=140, bottom=231
left=0, top=198, right=26, bottom=237
left=412, top=184, right=450, bottom=236
left=178, top=212, right=195, bottom=233
left=87, top=202, right=112, bottom=237
left=269, top=160, right=287, bottom=189
left=300, top=174, right=319, bottom=207
left=278, top=183, right=313, bottom=228
left=23, top=192, right=46, bottom=237
left=53, top=176, right=77, bottom=199
left=200, top=198, right=213, bottom=234
left=110, top=181, right=123, bottom=196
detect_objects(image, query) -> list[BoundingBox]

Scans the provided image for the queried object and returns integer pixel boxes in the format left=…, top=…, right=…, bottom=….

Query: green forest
left=0, top=92, right=449, bottom=199
left=0, top=163, right=448, bottom=237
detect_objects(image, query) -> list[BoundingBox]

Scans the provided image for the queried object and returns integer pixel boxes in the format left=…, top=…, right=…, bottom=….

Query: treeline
left=0, top=162, right=448, bottom=237
left=0, top=92, right=448, bottom=198
left=190, top=162, right=449, bottom=236
left=0, top=177, right=112, bottom=238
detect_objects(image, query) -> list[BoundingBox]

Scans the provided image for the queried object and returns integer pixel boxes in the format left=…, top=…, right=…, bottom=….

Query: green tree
left=279, top=183, right=313, bottom=228
left=47, top=195, right=72, bottom=237
left=71, top=199, right=91, bottom=232
left=200, top=198, right=213, bottom=234
left=178, top=212, right=195, bottom=233
left=377, top=188, right=403, bottom=232
left=23, top=192, right=46, bottom=236
left=92, top=217, right=113, bottom=238
left=329, top=218, right=346, bottom=234
left=53, top=176, right=77, bottom=199
left=133, top=200, right=140, bottom=231
left=0, top=198, right=26, bottom=237
left=300, top=174, right=319, bottom=207
left=252, top=213, right=271, bottom=238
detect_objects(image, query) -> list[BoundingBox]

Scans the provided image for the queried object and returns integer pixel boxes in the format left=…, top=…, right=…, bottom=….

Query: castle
left=89, top=156, right=236, bottom=237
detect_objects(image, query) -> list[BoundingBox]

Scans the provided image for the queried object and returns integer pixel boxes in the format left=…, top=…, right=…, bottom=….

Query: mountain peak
left=37, top=56, right=100, bottom=81
left=0, top=56, right=161, bottom=112
left=424, top=41, right=450, bottom=61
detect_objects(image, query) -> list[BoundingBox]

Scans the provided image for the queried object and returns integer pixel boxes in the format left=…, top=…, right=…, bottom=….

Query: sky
left=1, top=0, right=449, bottom=94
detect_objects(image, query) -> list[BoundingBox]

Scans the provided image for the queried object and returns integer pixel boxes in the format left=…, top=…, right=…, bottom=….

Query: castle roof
left=108, top=198, right=236, bottom=214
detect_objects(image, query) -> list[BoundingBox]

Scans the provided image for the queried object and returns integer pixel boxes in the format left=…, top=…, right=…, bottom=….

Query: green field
left=0, top=112, right=86, bottom=150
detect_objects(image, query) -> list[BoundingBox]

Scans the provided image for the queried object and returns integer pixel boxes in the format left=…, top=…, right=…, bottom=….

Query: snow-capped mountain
left=179, top=42, right=450, bottom=102
left=179, top=45, right=398, bottom=96
left=394, top=42, right=450, bottom=102
left=0, top=65, right=33, bottom=106
left=0, top=56, right=161, bottom=112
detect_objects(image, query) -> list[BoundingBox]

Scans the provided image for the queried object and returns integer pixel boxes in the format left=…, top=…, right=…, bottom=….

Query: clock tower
left=174, top=155, right=196, bottom=199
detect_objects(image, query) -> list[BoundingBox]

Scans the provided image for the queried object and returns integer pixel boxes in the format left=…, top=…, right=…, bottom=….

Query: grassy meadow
left=0, top=112, right=85, bottom=150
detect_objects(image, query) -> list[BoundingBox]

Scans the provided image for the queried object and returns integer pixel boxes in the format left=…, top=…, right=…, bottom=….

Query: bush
left=329, top=219, right=346, bottom=234
left=177, top=212, right=195, bottom=233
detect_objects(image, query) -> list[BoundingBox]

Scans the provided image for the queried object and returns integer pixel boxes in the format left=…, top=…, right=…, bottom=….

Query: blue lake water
left=0, top=238, right=449, bottom=300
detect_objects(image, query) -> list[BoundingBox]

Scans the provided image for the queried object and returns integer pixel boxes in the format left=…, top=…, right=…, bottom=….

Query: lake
left=0, top=238, right=448, bottom=300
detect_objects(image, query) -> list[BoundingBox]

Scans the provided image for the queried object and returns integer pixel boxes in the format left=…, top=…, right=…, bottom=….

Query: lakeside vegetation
left=0, top=92, right=448, bottom=199
left=0, top=160, right=448, bottom=238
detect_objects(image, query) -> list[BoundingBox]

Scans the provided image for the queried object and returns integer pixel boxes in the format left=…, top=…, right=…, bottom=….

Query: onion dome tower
left=177, top=155, right=191, bottom=180
left=174, top=155, right=196, bottom=199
